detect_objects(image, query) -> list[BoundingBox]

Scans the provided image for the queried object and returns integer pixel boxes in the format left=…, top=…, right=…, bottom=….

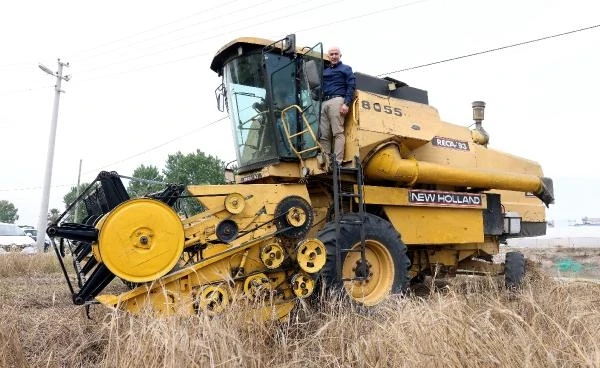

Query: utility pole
left=36, top=59, right=70, bottom=251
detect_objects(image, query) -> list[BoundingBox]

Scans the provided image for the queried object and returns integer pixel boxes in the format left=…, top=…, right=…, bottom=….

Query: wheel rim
left=341, top=239, right=395, bottom=306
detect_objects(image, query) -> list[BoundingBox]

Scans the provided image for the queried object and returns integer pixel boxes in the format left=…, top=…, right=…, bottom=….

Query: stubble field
left=1, top=252, right=599, bottom=368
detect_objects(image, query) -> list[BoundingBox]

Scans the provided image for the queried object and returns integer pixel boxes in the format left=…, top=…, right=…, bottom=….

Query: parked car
left=0, top=222, right=36, bottom=252
left=20, top=226, right=37, bottom=239
left=19, top=225, right=51, bottom=251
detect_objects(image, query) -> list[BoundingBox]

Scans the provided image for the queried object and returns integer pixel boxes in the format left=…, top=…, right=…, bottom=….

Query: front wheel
left=317, top=213, right=410, bottom=306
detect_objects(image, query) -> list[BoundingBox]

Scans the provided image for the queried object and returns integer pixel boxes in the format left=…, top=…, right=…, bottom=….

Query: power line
left=0, top=183, right=73, bottom=193
left=0, top=2, right=245, bottom=71
left=0, top=63, right=38, bottom=72
left=378, top=23, right=600, bottom=76
left=293, top=0, right=429, bottom=34
left=82, top=115, right=229, bottom=175
left=74, top=52, right=211, bottom=83
left=74, top=0, right=428, bottom=80
left=0, top=115, right=229, bottom=193
left=76, top=19, right=600, bottom=83
left=76, top=0, right=340, bottom=74
left=70, top=0, right=244, bottom=60
left=74, top=0, right=275, bottom=67
left=0, top=85, right=54, bottom=96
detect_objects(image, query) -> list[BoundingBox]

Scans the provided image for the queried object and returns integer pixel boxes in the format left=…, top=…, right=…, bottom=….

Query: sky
left=0, top=0, right=599, bottom=227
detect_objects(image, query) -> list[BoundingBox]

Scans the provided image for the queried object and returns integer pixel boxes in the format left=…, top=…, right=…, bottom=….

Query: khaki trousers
left=319, top=96, right=345, bottom=164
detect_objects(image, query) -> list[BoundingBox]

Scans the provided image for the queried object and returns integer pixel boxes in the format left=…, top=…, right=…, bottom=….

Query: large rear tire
left=317, top=213, right=410, bottom=306
left=505, top=251, right=526, bottom=289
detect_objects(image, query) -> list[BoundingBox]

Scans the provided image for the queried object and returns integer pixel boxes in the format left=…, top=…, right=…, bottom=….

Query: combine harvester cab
left=48, top=35, right=554, bottom=318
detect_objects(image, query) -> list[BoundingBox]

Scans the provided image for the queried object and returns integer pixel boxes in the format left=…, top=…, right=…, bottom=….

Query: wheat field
left=1, top=253, right=599, bottom=368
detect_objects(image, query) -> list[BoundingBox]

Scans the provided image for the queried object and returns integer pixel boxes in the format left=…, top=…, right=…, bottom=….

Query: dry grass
left=1, top=254, right=599, bottom=367
left=0, top=252, right=62, bottom=277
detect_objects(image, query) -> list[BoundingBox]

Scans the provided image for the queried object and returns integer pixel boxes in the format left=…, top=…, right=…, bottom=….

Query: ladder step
left=339, top=220, right=364, bottom=225
left=341, top=248, right=363, bottom=252
left=342, top=276, right=368, bottom=282
left=340, top=192, right=359, bottom=198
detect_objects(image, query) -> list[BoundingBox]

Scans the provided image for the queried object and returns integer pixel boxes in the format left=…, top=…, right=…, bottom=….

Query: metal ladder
left=331, top=156, right=368, bottom=281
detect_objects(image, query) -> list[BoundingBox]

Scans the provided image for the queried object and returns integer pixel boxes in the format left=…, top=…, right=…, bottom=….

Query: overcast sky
left=1, top=0, right=599, bottom=227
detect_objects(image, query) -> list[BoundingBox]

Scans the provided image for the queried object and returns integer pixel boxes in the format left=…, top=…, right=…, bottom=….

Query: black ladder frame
left=331, top=156, right=368, bottom=282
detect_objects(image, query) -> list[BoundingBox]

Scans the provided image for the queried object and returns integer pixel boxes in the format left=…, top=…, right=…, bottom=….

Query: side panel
left=384, top=206, right=484, bottom=245
left=491, top=189, right=547, bottom=222
left=362, top=186, right=486, bottom=245
left=355, top=90, right=443, bottom=148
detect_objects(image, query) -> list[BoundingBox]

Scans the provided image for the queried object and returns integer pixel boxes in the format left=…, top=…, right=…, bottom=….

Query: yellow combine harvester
left=48, top=35, right=554, bottom=318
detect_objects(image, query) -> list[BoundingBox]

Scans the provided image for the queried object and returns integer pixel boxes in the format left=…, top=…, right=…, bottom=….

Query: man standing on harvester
left=319, top=46, right=356, bottom=167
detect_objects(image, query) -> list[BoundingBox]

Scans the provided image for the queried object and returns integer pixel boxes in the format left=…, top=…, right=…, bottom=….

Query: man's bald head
left=328, top=46, right=342, bottom=65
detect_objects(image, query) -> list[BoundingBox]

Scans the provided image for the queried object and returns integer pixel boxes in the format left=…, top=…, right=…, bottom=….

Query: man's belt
left=322, top=95, right=344, bottom=101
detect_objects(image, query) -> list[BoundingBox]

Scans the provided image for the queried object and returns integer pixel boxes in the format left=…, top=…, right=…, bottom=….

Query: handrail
left=280, top=104, right=323, bottom=163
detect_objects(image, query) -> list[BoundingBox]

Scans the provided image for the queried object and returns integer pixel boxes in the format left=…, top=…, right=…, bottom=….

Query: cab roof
left=210, top=36, right=327, bottom=74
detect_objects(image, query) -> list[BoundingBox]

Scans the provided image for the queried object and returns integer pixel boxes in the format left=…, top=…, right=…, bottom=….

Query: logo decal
left=432, top=136, right=470, bottom=151
left=240, top=172, right=262, bottom=183
left=408, top=190, right=482, bottom=207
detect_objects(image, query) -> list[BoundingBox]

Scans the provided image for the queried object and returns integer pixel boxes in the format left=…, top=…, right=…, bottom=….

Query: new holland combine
left=48, top=35, right=554, bottom=318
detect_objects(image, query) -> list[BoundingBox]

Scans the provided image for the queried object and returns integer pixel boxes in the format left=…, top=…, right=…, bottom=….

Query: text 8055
left=360, top=100, right=403, bottom=116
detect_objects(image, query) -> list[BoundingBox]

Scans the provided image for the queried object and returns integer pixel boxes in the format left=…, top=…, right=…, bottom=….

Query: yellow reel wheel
left=224, top=193, right=245, bottom=214
left=260, top=242, right=285, bottom=269
left=291, top=272, right=315, bottom=298
left=197, top=285, right=230, bottom=315
left=243, top=273, right=271, bottom=298
left=91, top=213, right=110, bottom=262
left=296, top=238, right=327, bottom=274
left=97, top=198, right=184, bottom=283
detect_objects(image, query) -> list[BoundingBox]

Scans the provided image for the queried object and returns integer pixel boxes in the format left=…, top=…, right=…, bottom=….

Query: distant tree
left=163, top=150, right=226, bottom=215
left=127, top=164, right=165, bottom=197
left=163, top=150, right=225, bottom=186
left=0, top=200, right=19, bottom=223
left=63, top=183, right=90, bottom=223
left=47, top=208, right=61, bottom=224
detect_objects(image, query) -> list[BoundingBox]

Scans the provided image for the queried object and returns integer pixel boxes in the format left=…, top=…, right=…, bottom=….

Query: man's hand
left=340, top=103, right=349, bottom=115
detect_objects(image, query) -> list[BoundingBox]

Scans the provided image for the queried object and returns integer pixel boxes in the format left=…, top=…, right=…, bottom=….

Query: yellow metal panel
left=355, top=91, right=443, bottom=148
left=384, top=206, right=484, bottom=245
left=343, top=97, right=361, bottom=163
left=474, top=145, right=543, bottom=175
left=492, top=189, right=546, bottom=222
left=412, top=122, right=477, bottom=168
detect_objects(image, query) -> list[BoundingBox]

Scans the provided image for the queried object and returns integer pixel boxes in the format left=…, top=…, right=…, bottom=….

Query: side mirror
left=215, top=83, right=226, bottom=112
left=283, top=34, right=296, bottom=54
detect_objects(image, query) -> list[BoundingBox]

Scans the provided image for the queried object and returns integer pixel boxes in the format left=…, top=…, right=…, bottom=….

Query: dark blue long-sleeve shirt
left=322, top=61, right=356, bottom=106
